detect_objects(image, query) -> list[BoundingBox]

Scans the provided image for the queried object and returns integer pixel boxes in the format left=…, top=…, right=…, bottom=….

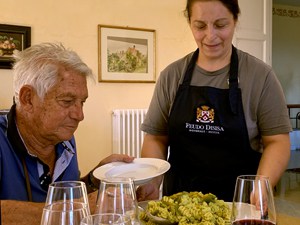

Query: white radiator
left=112, top=109, right=147, bottom=157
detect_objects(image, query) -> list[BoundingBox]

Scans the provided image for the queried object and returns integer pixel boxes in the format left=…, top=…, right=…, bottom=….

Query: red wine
left=232, top=219, right=276, bottom=225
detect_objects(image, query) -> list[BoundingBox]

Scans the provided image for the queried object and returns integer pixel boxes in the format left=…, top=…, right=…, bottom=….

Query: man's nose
left=70, top=103, right=84, bottom=121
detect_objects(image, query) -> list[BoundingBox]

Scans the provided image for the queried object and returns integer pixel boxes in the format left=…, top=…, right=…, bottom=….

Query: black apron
left=164, top=46, right=261, bottom=201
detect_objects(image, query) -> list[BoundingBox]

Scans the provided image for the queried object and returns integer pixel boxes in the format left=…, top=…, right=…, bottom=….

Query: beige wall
left=0, top=0, right=196, bottom=175
left=273, top=4, right=300, bottom=128
left=273, top=4, right=300, bottom=104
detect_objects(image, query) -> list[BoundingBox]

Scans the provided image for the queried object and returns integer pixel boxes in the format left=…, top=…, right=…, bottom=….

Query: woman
left=136, top=0, right=291, bottom=202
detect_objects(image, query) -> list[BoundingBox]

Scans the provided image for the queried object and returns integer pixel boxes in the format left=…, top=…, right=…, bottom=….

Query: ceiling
left=273, top=0, right=300, bottom=7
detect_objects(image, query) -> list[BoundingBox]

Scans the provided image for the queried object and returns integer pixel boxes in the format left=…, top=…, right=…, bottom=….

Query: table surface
left=278, top=213, right=300, bottom=225
left=2, top=214, right=300, bottom=225
left=1, top=200, right=300, bottom=225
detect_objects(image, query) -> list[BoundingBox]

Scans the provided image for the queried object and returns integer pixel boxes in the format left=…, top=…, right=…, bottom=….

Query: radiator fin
left=112, top=109, right=147, bottom=157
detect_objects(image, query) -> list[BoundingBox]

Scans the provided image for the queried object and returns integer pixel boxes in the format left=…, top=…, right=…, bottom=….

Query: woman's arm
left=136, top=134, right=169, bottom=201
left=141, top=134, right=169, bottom=159
left=257, top=133, right=291, bottom=187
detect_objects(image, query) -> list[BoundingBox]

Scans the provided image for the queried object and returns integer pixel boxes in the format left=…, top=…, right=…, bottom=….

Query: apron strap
left=228, top=46, right=239, bottom=114
left=182, top=49, right=199, bottom=85
left=182, top=46, right=239, bottom=114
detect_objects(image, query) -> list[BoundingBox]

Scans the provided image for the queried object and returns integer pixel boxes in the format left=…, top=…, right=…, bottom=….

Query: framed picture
left=98, top=25, right=155, bottom=83
left=0, top=24, right=31, bottom=69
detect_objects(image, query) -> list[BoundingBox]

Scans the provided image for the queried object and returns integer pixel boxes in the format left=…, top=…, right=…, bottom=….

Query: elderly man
left=0, top=43, right=133, bottom=223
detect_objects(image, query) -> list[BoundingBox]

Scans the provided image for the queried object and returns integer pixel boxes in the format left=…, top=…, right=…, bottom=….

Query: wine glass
left=231, top=175, right=276, bottom=225
left=45, top=181, right=90, bottom=207
left=80, top=213, right=130, bottom=225
left=41, top=181, right=90, bottom=225
left=41, top=201, right=90, bottom=225
left=95, top=177, right=139, bottom=225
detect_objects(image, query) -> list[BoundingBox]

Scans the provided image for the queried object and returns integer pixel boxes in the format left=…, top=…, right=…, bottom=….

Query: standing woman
left=137, top=0, right=291, bottom=201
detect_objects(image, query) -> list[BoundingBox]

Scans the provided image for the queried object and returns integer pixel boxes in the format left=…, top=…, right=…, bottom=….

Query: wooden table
left=277, top=150, right=300, bottom=197
left=278, top=213, right=300, bottom=225
left=1, top=200, right=43, bottom=225
left=1, top=192, right=98, bottom=225
left=1, top=201, right=300, bottom=225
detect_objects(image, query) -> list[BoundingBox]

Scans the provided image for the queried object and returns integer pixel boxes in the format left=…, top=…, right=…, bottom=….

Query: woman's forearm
left=141, top=133, right=169, bottom=160
left=258, top=133, right=291, bottom=187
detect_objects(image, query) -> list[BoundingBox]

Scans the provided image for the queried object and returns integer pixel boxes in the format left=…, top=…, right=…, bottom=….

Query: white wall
left=0, top=0, right=196, bottom=175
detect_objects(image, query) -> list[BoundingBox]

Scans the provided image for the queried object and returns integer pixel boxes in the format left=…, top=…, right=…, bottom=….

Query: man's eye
left=63, top=100, right=73, bottom=104
left=58, top=99, right=74, bottom=107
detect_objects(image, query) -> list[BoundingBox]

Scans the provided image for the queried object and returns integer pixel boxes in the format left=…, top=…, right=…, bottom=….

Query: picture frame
left=98, top=25, right=156, bottom=83
left=0, top=24, right=31, bottom=69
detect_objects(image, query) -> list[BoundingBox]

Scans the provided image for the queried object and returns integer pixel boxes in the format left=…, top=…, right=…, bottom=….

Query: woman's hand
left=136, top=177, right=161, bottom=201
left=88, top=190, right=98, bottom=214
left=250, top=184, right=268, bottom=217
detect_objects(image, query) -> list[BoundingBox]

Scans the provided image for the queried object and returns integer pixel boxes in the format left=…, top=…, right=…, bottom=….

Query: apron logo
left=186, top=105, right=224, bottom=134
left=196, top=105, right=214, bottom=123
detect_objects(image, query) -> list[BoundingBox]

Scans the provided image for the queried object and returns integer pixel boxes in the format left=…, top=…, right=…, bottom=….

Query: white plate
left=93, top=158, right=170, bottom=185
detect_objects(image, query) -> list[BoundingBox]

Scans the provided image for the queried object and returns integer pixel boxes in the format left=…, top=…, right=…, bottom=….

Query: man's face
left=31, top=68, right=88, bottom=144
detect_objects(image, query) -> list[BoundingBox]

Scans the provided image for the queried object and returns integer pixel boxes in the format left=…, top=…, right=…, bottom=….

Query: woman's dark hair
left=184, top=0, right=240, bottom=22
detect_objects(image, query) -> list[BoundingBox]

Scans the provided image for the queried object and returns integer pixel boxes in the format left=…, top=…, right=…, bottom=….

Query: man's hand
left=98, top=154, right=134, bottom=167
left=81, top=154, right=135, bottom=193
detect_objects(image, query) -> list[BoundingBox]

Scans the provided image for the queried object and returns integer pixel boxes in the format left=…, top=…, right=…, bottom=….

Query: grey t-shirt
left=141, top=49, right=292, bottom=151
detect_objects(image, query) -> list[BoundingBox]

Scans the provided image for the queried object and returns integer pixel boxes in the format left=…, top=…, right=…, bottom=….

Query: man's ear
left=18, top=85, right=35, bottom=112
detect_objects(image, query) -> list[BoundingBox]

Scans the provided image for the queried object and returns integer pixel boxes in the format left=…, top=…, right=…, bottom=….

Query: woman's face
left=189, top=1, right=236, bottom=61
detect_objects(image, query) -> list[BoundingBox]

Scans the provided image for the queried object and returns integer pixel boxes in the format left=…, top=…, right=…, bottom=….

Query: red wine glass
left=231, top=175, right=276, bottom=225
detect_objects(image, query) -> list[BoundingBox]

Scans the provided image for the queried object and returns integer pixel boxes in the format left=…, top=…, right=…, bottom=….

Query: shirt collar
left=7, top=104, right=28, bottom=157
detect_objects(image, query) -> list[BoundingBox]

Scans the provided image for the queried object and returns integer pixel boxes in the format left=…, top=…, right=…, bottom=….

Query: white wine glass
left=80, top=213, right=131, bottom=225
left=41, top=201, right=90, bottom=225
left=45, top=181, right=89, bottom=207
left=95, top=177, right=139, bottom=225
left=231, top=175, right=276, bottom=225
left=41, top=181, right=90, bottom=225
